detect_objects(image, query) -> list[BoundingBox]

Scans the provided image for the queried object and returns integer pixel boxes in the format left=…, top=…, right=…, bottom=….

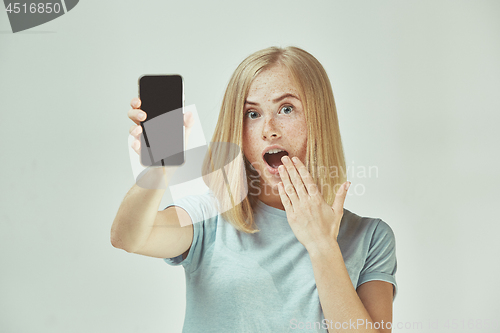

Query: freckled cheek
left=295, top=127, right=307, bottom=141
left=242, top=127, right=260, bottom=161
left=284, top=122, right=308, bottom=156
left=243, top=126, right=256, bottom=144
left=283, top=120, right=307, bottom=138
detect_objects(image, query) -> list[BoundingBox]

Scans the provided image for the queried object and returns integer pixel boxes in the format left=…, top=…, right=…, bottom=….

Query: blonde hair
left=201, top=46, right=346, bottom=233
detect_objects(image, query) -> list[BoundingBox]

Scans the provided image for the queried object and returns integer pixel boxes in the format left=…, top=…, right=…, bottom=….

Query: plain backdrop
left=1, top=1, right=499, bottom=332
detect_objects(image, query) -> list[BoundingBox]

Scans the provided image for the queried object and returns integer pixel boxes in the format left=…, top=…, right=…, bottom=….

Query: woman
left=112, top=46, right=397, bottom=332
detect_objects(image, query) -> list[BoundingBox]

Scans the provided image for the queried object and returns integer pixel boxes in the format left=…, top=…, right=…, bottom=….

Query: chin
left=261, top=176, right=281, bottom=190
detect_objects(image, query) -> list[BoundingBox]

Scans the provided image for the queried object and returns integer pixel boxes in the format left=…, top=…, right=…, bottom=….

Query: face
left=242, top=64, right=308, bottom=196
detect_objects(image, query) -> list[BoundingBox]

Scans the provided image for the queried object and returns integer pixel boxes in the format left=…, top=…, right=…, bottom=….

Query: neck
left=257, top=184, right=285, bottom=210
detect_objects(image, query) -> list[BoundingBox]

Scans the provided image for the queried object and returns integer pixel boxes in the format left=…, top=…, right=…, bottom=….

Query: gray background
left=1, top=1, right=499, bottom=332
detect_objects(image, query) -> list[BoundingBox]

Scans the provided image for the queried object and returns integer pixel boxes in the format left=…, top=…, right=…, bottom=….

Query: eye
left=280, top=105, right=293, bottom=114
left=246, top=110, right=259, bottom=119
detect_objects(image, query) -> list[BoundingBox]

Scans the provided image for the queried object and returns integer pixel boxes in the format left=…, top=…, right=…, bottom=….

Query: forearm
left=110, top=167, right=171, bottom=252
left=308, top=242, right=380, bottom=333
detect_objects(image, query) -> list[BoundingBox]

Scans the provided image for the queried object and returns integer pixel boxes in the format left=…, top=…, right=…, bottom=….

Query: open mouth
left=263, top=149, right=289, bottom=169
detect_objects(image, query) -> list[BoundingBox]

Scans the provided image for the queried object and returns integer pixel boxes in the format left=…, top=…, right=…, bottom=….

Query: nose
left=261, top=117, right=281, bottom=140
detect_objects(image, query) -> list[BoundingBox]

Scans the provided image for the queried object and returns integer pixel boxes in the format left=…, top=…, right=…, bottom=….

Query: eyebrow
left=245, top=93, right=300, bottom=106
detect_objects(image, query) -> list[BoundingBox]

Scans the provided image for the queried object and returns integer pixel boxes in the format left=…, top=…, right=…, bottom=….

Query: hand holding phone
left=128, top=99, right=194, bottom=164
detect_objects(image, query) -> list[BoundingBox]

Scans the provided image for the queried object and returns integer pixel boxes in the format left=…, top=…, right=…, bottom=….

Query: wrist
left=306, top=239, right=340, bottom=258
left=136, top=166, right=177, bottom=189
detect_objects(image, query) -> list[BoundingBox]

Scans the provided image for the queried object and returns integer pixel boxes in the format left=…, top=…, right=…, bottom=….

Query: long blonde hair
left=201, top=46, right=346, bottom=233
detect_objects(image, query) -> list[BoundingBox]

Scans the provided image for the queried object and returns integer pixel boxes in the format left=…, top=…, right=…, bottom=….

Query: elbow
left=110, top=219, right=140, bottom=253
left=110, top=233, right=122, bottom=250
left=110, top=221, right=127, bottom=251
left=110, top=230, right=127, bottom=251
left=110, top=232, right=135, bottom=253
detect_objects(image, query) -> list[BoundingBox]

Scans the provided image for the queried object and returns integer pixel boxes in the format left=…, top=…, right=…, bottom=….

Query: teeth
left=266, top=148, right=285, bottom=154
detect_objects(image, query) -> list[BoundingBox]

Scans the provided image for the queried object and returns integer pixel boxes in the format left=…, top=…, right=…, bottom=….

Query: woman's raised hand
left=128, top=97, right=194, bottom=157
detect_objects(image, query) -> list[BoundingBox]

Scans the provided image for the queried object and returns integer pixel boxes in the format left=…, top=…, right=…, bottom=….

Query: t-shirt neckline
left=255, top=199, right=288, bottom=219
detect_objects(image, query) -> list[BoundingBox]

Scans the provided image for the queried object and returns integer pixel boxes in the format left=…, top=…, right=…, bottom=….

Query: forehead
left=247, top=64, right=301, bottom=99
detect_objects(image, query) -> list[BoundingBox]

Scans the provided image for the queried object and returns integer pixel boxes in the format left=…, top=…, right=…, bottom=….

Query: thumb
left=184, top=111, right=195, bottom=145
left=332, top=181, right=350, bottom=213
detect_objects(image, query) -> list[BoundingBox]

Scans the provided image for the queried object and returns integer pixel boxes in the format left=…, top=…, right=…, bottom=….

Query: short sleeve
left=357, top=219, right=398, bottom=300
left=162, top=190, right=219, bottom=273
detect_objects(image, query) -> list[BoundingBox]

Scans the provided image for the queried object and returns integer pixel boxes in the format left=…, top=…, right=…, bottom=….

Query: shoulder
left=340, top=208, right=379, bottom=235
left=339, top=209, right=395, bottom=249
left=167, top=189, right=221, bottom=226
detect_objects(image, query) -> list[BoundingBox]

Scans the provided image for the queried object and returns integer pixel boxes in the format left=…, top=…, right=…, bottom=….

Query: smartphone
left=138, top=75, right=185, bottom=166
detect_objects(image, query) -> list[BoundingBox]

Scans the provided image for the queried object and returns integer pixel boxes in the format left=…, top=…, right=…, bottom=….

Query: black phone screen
left=139, top=75, right=184, bottom=166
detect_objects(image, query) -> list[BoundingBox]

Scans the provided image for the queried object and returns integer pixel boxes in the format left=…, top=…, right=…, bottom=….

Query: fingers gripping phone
left=138, top=75, right=185, bottom=167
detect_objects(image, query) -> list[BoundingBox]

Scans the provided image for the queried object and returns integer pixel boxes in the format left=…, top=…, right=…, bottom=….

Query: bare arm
left=110, top=168, right=194, bottom=258
left=110, top=97, right=195, bottom=259
left=309, top=243, right=393, bottom=333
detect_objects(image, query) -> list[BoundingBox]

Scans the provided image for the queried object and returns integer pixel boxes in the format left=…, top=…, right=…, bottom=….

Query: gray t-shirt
left=164, top=190, right=397, bottom=332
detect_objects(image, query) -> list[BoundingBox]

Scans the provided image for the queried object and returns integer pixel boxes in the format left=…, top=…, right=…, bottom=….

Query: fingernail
left=292, top=157, right=299, bottom=163
left=345, top=182, right=351, bottom=191
left=139, top=112, right=146, bottom=120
